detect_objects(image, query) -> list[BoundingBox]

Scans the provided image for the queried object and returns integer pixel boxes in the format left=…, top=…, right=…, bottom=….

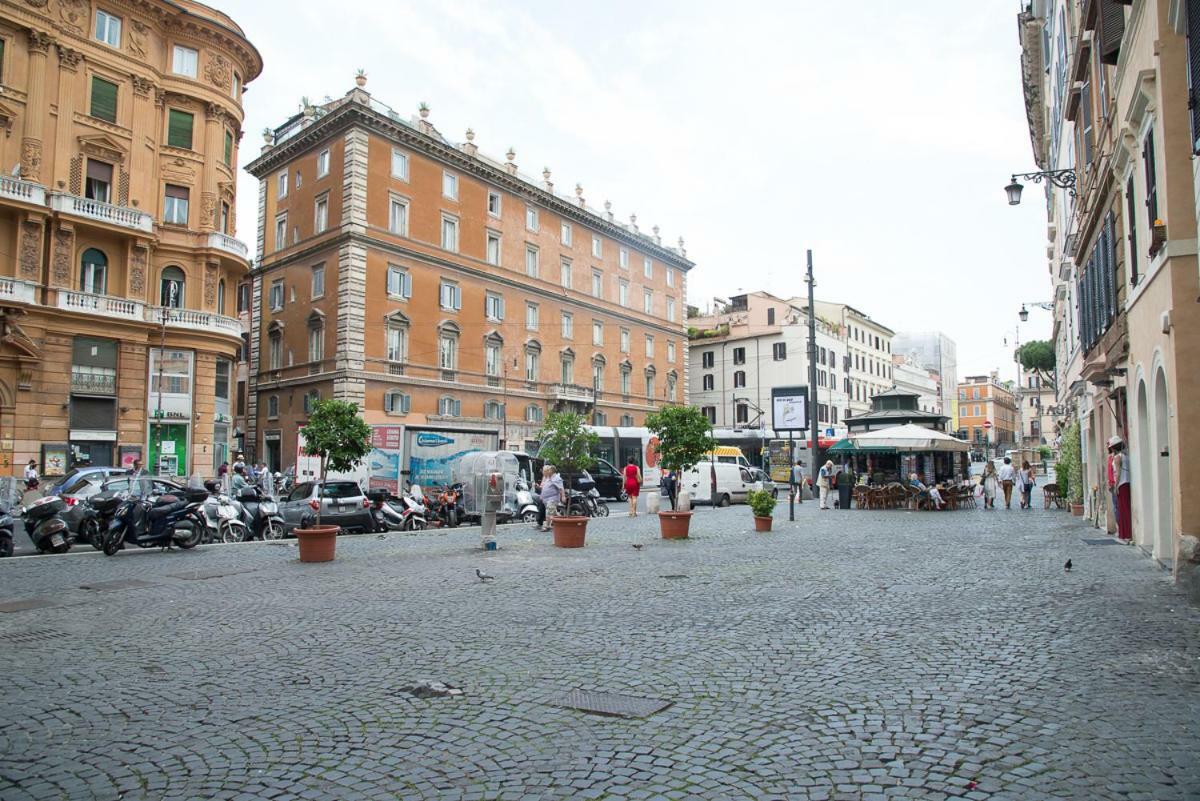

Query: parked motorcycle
left=102, top=483, right=209, bottom=556
left=200, top=488, right=249, bottom=544
left=0, top=503, right=14, bottom=558
left=22, top=495, right=73, bottom=554
left=77, top=494, right=124, bottom=550
left=515, top=479, right=540, bottom=524
left=236, top=485, right=285, bottom=541
left=423, top=484, right=464, bottom=528
left=392, top=487, right=427, bottom=531
left=367, top=488, right=406, bottom=533
left=564, top=488, right=608, bottom=518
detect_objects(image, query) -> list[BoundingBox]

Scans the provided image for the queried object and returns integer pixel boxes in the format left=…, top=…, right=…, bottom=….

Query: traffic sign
left=983, top=421, right=993, bottom=429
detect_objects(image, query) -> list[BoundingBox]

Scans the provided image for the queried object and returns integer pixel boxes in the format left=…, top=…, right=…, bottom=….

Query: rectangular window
left=560, top=260, right=572, bottom=289
left=95, top=10, right=121, bottom=46
left=485, top=189, right=501, bottom=217
left=1126, top=176, right=1139, bottom=286
left=526, top=206, right=539, bottom=231
left=561, top=312, right=573, bottom=339
left=561, top=221, right=572, bottom=246
left=702, top=351, right=714, bottom=368
left=277, top=171, right=288, bottom=198
left=317, top=149, right=330, bottom=178
left=269, top=279, right=284, bottom=312
left=439, top=338, right=457, bottom=371
left=313, top=195, right=328, bottom=233
left=308, top=325, right=324, bottom=364
left=163, top=184, right=189, bottom=225
left=311, top=265, right=324, bottom=298
left=643, top=256, right=653, bottom=279
left=388, top=197, right=408, bottom=236
left=592, top=235, right=602, bottom=258
left=386, top=265, right=411, bottom=299
left=90, top=76, right=118, bottom=123
left=167, top=109, right=194, bottom=149
left=268, top=335, right=282, bottom=371
left=666, top=297, right=676, bottom=322
left=773, top=342, right=786, bottom=360
left=526, top=302, right=539, bottom=331
left=223, top=129, right=234, bottom=166
left=668, top=341, right=676, bottom=362
left=666, top=267, right=675, bottom=287
left=593, top=321, right=603, bottom=346
left=441, top=215, right=459, bottom=252
left=733, top=347, right=746, bottom=365
left=562, top=358, right=575, bottom=386
left=486, top=231, right=501, bottom=266
left=171, top=45, right=198, bottom=78
left=274, top=214, right=287, bottom=251
left=525, top=351, right=539, bottom=382
left=442, top=171, right=459, bottom=200
left=384, top=391, right=410, bottom=414
left=621, top=370, right=631, bottom=396
left=236, top=282, right=250, bottom=313
left=646, top=374, right=655, bottom=398
left=619, top=280, right=629, bottom=307
left=645, top=336, right=654, bottom=358
left=592, top=270, right=603, bottom=298
left=485, top=343, right=501, bottom=377
left=1144, top=131, right=1159, bottom=229
left=525, top=245, right=539, bottom=278
left=231, top=71, right=241, bottom=100
left=485, top=291, right=504, bottom=321
left=643, top=289, right=653, bottom=314
left=439, top=281, right=461, bottom=311
left=391, top=149, right=409, bottom=180
left=620, top=248, right=629, bottom=268
left=620, top=329, right=630, bottom=352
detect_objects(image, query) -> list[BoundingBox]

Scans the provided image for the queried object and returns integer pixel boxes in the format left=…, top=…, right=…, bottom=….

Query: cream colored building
left=811, top=300, right=894, bottom=420
left=0, top=1, right=259, bottom=478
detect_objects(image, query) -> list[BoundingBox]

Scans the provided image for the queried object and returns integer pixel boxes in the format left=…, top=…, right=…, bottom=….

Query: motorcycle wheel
left=447, top=508, right=458, bottom=528
left=410, top=517, right=426, bottom=531
left=102, top=525, right=125, bottom=556
left=596, top=501, right=610, bottom=517
left=522, top=510, right=538, bottom=524
left=262, top=520, right=285, bottom=541
left=82, top=519, right=103, bottom=550
left=219, top=521, right=243, bottom=544
left=54, top=540, right=72, bottom=554
left=0, top=536, right=12, bottom=558
left=175, top=523, right=204, bottom=550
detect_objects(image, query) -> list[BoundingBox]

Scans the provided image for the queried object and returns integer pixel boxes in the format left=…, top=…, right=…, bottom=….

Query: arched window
left=524, top=340, right=541, bottom=384
left=160, top=266, right=185, bottom=308
left=438, top=396, right=461, bottom=417
left=733, top=370, right=746, bottom=388
left=525, top=404, right=543, bottom=423
left=484, top=400, right=504, bottom=420
left=80, top=248, right=107, bottom=295
left=384, top=390, right=410, bottom=415
left=217, top=279, right=226, bottom=315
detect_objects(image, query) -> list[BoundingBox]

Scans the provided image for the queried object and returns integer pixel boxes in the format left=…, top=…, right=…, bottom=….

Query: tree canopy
left=536, top=411, right=599, bottom=476
left=645, top=405, right=716, bottom=473
left=302, top=399, right=371, bottom=523
left=1017, top=340, right=1056, bottom=387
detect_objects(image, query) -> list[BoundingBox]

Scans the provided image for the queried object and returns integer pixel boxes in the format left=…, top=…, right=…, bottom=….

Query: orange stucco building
left=0, top=0, right=259, bottom=479
left=957, top=373, right=1019, bottom=453
left=244, top=82, right=693, bottom=470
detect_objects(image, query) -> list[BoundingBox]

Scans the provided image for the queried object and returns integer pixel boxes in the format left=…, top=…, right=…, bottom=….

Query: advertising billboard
left=771, top=386, right=809, bottom=432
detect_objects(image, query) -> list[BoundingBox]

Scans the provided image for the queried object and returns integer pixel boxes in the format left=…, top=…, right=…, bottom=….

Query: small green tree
left=1056, top=421, right=1083, bottom=504
left=747, top=488, right=777, bottom=518
left=536, top=411, right=599, bottom=483
left=645, top=405, right=716, bottom=474
left=301, top=399, right=372, bottom=525
left=1017, top=340, right=1057, bottom=390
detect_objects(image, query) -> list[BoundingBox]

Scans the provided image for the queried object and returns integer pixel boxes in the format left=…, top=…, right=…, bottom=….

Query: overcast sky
left=227, top=0, right=1052, bottom=382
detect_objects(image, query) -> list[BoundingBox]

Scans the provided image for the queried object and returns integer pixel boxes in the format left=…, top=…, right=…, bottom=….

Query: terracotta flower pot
left=1071, top=503, right=1084, bottom=517
left=552, top=516, right=588, bottom=548
left=753, top=515, right=772, bottom=532
left=294, top=525, right=339, bottom=562
left=659, top=511, right=692, bottom=539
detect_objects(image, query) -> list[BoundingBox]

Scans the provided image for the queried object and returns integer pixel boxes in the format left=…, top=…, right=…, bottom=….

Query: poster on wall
left=406, top=429, right=498, bottom=488
left=367, top=426, right=404, bottom=495
left=41, top=443, right=68, bottom=477
left=118, top=446, right=143, bottom=470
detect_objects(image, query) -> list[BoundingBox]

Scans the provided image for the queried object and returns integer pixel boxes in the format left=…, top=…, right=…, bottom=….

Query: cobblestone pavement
left=1, top=503, right=1198, bottom=800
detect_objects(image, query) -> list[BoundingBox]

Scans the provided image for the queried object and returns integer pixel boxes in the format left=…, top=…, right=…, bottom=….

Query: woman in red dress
left=623, top=457, right=642, bottom=517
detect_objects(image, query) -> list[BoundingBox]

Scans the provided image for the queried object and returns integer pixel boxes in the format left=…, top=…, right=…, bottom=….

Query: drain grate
left=169, top=568, right=258, bottom=581
left=0, top=598, right=59, bottom=613
left=550, top=689, right=672, bottom=719
left=1081, top=538, right=1120, bottom=546
left=79, top=579, right=158, bottom=591
left=0, top=629, right=69, bottom=644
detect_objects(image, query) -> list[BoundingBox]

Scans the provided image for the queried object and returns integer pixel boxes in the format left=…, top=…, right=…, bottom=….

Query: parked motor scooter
left=235, top=485, right=285, bottom=540
left=0, top=504, right=13, bottom=558
left=102, top=480, right=209, bottom=556
left=22, top=495, right=73, bottom=554
left=367, top=488, right=405, bottom=533
left=515, top=478, right=540, bottom=524
left=391, top=486, right=427, bottom=531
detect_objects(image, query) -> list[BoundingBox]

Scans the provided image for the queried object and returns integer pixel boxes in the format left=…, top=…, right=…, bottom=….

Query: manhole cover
left=393, top=680, right=463, bottom=698
left=169, top=568, right=258, bottom=581
left=1081, top=538, right=1120, bottom=546
left=79, top=579, right=158, bottom=591
left=0, top=629, right=68, bottom=644
left=0, top=598, right=59, bottom=613
left=550, top=689, right=672, bottom=719
left=659, top=575, right=689, bottom=580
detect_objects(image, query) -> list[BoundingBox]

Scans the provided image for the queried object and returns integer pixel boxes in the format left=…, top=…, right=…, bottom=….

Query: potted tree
left=645, top=405, right=716, bottom=539
left=536, top=411, right=599, bottom=548
left=294, top=399, right=371, bottom=562
left=747, top=489, right=777, bottom=532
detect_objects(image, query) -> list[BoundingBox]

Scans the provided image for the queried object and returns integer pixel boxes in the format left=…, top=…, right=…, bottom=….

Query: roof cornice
left=245, top=101, right=695, bottom=271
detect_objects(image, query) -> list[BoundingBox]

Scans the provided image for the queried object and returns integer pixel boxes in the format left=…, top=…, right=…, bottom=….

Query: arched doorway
left=1153, top=368, right=1173, bottom=563
left=1135, top=378, right=1153, bottom=552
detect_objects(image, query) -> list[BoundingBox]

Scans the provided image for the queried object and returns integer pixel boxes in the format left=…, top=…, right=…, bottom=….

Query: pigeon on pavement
left=1064, top=559, right=1072, bottom=573
left=475, top=568, right=495, bottom=582
left=632, top=544, right=644, bottom=551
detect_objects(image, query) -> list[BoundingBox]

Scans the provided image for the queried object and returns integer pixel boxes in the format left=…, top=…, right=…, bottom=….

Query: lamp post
left=1005, top=170, right=1077, bottom=205
left=153, top=308, right=172, bottom=476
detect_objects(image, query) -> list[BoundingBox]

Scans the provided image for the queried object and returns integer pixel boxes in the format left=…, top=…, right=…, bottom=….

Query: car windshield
left=61, top=475, right=99, bottom=495
left=321, top=482, right=361, bottom=499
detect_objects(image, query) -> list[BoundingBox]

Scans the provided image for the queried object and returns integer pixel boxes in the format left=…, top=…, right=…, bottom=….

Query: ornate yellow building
left=0, top=0, right=259, bottom=478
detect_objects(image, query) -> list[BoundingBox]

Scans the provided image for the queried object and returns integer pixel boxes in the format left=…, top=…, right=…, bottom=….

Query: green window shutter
left=91, top=77, right=118, bottom=123
left=0, top=39, right=6, bottom=83
left=223, top=130, right=233, bottom=166
left=167, top=109, right=193, bottom=149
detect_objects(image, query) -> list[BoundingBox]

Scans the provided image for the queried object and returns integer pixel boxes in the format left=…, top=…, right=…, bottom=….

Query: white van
left=682, top=461, right=756, bottom=506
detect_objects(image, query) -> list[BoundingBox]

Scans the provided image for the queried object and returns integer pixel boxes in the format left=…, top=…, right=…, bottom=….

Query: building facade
left=686, top=292, right=848, bottom=433
left=1016, top=366, right=1057, bottom=447
left=891, top=331, right=957, bottom=426
left=245, top=82, right=692, bottom=470
left=0, top=0, right=259, bottom=479
left=890, top=355, right=941, bottom=414
left=812, top=300, right=894, bottom=421
left=957, top=374, right=1019, bottom=454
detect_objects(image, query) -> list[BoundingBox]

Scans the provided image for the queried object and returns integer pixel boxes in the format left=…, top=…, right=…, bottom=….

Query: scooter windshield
left=129, top=477, right=156, bottom=499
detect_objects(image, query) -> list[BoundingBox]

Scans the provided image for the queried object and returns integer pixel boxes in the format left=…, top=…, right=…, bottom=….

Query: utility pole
left=806, top=250, right=819, bottom=489
left=154, top=309, right=170, bottom=476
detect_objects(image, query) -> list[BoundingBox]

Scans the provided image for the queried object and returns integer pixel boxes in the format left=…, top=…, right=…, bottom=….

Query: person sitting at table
left=908, top=473, right=945, bottom=510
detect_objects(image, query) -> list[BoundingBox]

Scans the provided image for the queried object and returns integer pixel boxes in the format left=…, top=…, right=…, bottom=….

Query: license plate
left=50, top=533, right=65, bottom=547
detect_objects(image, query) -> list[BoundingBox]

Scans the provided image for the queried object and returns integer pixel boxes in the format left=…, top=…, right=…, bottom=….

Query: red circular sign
left=983, top=421, right=993, bottom=429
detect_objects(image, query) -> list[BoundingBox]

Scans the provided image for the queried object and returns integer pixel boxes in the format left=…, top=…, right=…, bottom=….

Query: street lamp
left=1005, top=170, right=1077, bottom=205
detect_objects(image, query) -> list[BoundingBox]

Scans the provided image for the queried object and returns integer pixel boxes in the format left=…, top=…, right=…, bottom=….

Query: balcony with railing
left=57, top=289, right=144, bottom=321
left=552, top=383, right=595, bottom=403
left=0, top=176, right=46, bottom=206
left=0, top=278, right=38, bottom=304
left=70, top=366, right=117, bottom=395
left=49, top=192, right=153, bottom=233
left=207, top=232, right=250, bottom=260
left=146, top=306, right=243, bottom=338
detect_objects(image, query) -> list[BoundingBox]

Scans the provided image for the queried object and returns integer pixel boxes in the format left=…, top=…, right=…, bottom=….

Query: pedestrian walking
left=623, top=457, right=642, bottom=517
left=980, top=461, right=999, bottom=509
left=217, top=461, right=229, bottom=479
left=660, top=469, right=677, bottom=511
left=1019, top=460, right=1036, bottom=509
left=538, top=465, right=564, bottom=531
left=790, top=460, right=804, bottom=502
left=22, top=459, right=37, bottom=485
left=1107, top=436, right=1131, bottom=541
left=997, top=457, right=1017, bottom=509
left=818, top=461, right=834, bottom=510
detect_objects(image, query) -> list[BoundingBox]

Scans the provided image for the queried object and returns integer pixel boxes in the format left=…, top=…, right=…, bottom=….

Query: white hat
left=1107, top=435, right=1123, bottom=448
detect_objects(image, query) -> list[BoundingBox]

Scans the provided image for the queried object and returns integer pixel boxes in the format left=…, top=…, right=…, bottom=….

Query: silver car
left=748, top=467, right=779, bottom=499
left=277, top=480, right=373, bottom=534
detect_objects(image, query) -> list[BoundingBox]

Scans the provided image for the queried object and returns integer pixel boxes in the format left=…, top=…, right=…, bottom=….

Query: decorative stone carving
left=56, top=45, right=82, bottom=71
left=204, top=53, right=231, bottom=88
left=129, top=247, right=146, bottom=294
left=128, top=20, right=149, bottom=59
left=58, top=0, right=88, bottom=32
left=20, top=139, right=42, bottom=183
left=19, top=221, right=40, bottom=279
left=204, top=262, right=218, bottom=306
left=201, top=192, right=216, bottom=229
left=118, top=169, right=129, bottom=205
left=68, top=155, right=81, bottom=195
left=26, top=30, right=53, bottom=53
left=154, top=88, right=166, bottom=107
left=24, top=0, right=49, bottom=8
left=78, top=134, right=125, bottom=163
left=51, top=229, right=73, bottom=286
left=130, top=74, right=154, bottom=96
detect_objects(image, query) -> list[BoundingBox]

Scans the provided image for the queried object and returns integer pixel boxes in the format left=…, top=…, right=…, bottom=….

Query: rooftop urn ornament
left=262, top=127, right=273, bottom=145
left=465, top=127, right=475, bottom=142
left=652, top=224, right=661, bottom=244
left=678, top=236, right=687, bottom=256
left=630, top=213, right=638, bottom=231
left=605, top=199, right=613, bottom=221
left=506, top=146, right=516, bottom=162
left=355, top=69, right=367, bottom=88
left=419, top=102, right=430, bottom=119
left=543, top=166, right=553, bottom=191
left=575, top=183, right=585, bottom=207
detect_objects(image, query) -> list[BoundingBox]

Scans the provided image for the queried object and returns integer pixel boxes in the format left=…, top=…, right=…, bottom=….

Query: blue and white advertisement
left=406, top=429, right=497, bottom=488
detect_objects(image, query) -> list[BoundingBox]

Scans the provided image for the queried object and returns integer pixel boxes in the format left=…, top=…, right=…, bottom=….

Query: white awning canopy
left=851, top=423, right=970, bottom=452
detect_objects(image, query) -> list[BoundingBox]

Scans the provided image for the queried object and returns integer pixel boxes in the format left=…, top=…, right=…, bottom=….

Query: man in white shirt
left=997, top=457, right=1017, bottom=509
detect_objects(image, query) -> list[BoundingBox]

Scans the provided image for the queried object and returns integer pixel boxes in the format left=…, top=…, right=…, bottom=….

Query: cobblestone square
left=1, top=504, right=1198, bottom=800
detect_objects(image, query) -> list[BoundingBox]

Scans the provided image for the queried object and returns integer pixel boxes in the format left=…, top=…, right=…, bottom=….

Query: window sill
left=386, top=294, right=409, bottom=302
left=312, top=294, right=324, bottom=301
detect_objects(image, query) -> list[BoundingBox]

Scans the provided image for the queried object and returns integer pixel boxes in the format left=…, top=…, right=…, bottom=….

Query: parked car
left=63, top=475, right=184, bottom=533
left=44, top=466, right=128, bottom=496
left=681, top=462, right=756, bottom=506
left=585, top=458, right=628, bottom=501
left=277, top=480, right=373, bottom=534
left=747, top=467, right=778, bottom=499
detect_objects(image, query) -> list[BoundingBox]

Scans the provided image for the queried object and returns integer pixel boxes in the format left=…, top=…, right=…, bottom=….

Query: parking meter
left=481, top=471, right=502, bottom=549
